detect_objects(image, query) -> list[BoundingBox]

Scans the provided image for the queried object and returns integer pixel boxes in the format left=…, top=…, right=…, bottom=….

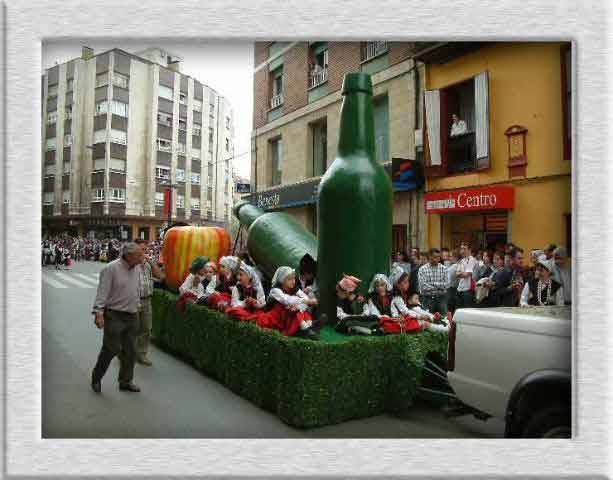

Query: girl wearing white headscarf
left=206, top=256, right=241, bottom=311
left=362, top=274, right=394, bottom=317
left=225, top=264, right=267, bottom=322
left=253, top=266, right=318, bottom=339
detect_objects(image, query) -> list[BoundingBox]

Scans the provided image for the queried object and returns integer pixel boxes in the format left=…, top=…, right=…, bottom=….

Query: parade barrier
left=152, top=289, right=448, bottom=429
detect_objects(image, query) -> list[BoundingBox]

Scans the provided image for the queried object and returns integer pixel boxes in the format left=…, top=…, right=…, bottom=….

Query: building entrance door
left=392, top=224, right=408, bottom=255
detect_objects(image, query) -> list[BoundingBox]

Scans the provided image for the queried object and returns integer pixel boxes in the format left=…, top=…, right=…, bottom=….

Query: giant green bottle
left=317, top=73, right=393, bottom=323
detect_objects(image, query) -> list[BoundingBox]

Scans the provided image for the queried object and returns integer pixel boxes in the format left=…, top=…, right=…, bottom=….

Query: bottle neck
left=336, top=91, right=376, bottom=160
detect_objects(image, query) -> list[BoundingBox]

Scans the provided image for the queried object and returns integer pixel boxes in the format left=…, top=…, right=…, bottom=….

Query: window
left=45, top=138, right=56, bottom=151
left=44, top=165, right=55, bottom=176
left=225, top=116, right=230, bottom=129
left=270, top=67, right=284, bottom=108
left=64, top=134, right=72, bottom=146
left=47, top=110, right=57, bottom=124
left=157, top=112, right=172, bottom=127
left=109, top=188, right=125, bottom=203
left=158, top=84, right=174, bottom=100
left=208, top=127, right=214, bottom=152
left=193, top=124, right=202, bottom=137
left=309, top=43, right=329, bottom=88
left=94, top=129, right=107, bottom=144
left=95, top=101, right=108, bottom=116
left=176, top=142, right=186, bottom=154
left=311, top=119, right=327, bottom=176
left=63, top=162, right=71, bottom=174
left=270, top=137, right=282, bottom=186
left=92, top=188, right=105, bottom=202
left=193, top=99, right=203, bottom=112
left=361, top=41, right=388, bottom=62
left=192, top=147, right=201, bottom=159
left=113, top=72, right=128, bottom=89
left=179, top=92, right=187, bottom=105
left=176, top=168, right=185, bottom=183
left=93, top=158, right=105, bottom=171
left=191, top=172, right=201, bottom=184
left=424, top=72, right=490, bottom=175
left=62, top=190, right=70, bottom=204
left=178, top=118, right=187, bottom=131
left=110, top=100, right=128, bottom=117
left=110, top=129, right=127, bottom=145
left=96, top=73, right=108, bottom=88
left=561, top=44, right=571, bottom=160
left=157, top=138, right=172, bottom=152
left=47, top=84, right=58, bottom=97
left=225, top=138, right=230, bottom=152
left=207, top=186, right=213, bottom=200
left=110, top=158, right=126, bottom=171
left=66, top=78, right=74, bottom=92
left=191, top=198, right=200, bottom=210
left=176, top=194, right=185, bottom=209
left=155, top=191, right=165, bottom=207
left=65, top=105, right=72, bottom=120
left=373, top=95, right=389, bottom=164
left=43, top=192, right=54, bottom=205
left=156, top=166, right=170, bottom=180
left=208, top=163, right=213, bottom=179
left=209, top=91, right=216, bottom=106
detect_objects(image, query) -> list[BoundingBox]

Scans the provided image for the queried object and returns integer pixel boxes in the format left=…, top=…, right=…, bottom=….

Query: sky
left=42, top=40, right=254, bottom=179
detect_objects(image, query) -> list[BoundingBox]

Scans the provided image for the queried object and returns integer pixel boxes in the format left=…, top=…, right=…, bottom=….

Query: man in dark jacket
left=489, top=246, right=525, bottom=307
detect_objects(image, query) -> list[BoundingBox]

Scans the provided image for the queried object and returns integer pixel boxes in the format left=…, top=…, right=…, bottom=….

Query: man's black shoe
left=91, top=372, right=101, bottom=394
left=119, top=382, right=141, bottom=393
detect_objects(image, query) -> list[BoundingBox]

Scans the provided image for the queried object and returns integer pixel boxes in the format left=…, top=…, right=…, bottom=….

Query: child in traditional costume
left=225, top=263, right=266, bottom=321
left=299, top=254, right=319, bottom=302
left=363, top=273, right=394, bottom=318
left=207, top=256, right=240, bottom=311
left=335, top=274, right=365, bottom=321
left=177, top=256, right=210, bottom=311
left=254, top=266, right=319, bottom=340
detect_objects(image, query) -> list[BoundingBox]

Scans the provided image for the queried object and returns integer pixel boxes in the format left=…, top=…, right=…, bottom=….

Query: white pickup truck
left=446, top=305, right=572, bottom=438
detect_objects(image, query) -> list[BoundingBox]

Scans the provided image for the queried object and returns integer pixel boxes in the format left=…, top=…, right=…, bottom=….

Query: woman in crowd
left=254, top=266, right=318, bottom=339
left=553, top=246, right=571, bottom=305
left=520, top=258, right=564, bottom=307
left=475, top=251, right=503, bottom=305
left=207, top=256, right=240, bottom=311
left=393, top=251, right=413, bottom=274
left=225, top=263, right=266, bottom=321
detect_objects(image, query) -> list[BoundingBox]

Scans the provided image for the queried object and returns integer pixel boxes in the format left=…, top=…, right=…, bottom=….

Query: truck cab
left=446, top=306, right=571, bottom=438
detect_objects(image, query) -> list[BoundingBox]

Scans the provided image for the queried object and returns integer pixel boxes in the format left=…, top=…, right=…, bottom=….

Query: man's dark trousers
left=92, top=309, right=138, bottom=384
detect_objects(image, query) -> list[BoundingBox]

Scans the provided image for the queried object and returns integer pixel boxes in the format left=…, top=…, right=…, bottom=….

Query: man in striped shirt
left=418, top=248, right=449, bottom=316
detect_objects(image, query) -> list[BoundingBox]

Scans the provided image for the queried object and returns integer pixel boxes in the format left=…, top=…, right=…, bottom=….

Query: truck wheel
left=522, top=405, right=571, bottom=438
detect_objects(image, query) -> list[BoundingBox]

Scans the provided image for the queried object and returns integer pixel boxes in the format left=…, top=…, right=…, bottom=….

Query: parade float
left=151, top=73, right=449, bottom=428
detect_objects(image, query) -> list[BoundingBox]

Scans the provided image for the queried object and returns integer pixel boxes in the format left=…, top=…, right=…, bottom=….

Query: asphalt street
left=42, top=260, right=504, bottom=438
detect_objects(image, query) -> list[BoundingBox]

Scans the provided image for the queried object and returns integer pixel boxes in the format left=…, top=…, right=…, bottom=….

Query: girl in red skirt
left=389, top=266, right=448, bottom=334
left=254, top=266, right=319, bottom=340
left=225, top=263, right=266, bottom=321
left=206, top=256, right=240, bottom=311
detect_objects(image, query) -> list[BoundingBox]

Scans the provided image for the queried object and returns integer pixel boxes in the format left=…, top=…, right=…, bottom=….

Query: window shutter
left=474, top=71, right=490, bottom=170
left=424, top=90, right=441, bottom=166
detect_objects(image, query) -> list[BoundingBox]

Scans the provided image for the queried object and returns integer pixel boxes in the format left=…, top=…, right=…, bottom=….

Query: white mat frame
left=2, top=0, right=611, bottom=477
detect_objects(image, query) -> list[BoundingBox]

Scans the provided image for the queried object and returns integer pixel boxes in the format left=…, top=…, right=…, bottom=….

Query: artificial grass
left=152, top=289, right=448, bottom=428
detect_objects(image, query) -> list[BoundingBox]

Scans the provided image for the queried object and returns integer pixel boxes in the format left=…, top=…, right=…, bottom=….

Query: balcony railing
left=362, top=41, right=388, bottom=62
left=270, top=93, right=284, bottom=109
left=309, top=67, right=328, bottom=89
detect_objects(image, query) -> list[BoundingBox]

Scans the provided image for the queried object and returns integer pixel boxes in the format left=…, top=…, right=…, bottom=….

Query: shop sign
left=425, top=185, right=514, bottom=214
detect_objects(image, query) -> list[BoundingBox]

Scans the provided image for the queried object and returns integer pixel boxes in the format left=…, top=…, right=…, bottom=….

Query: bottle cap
left=341, top=73, right=373, bottom=95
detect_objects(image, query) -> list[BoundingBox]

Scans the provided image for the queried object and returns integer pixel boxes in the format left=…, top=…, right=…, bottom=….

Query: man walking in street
left=418, top=248, right=449, bottom=316
left=134, top=239, right=165, bottom=366
left=91, top=242, right=144, bottom=393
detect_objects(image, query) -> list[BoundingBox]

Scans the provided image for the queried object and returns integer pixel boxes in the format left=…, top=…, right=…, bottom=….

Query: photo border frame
left=2, top=0, right=611, bottom=477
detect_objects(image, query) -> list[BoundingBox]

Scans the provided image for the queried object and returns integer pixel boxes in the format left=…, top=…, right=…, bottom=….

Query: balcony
left=309, top=67, right=328, bottom=89
left=362, top=41, right=388, bottom=62
left=270, top=93, right=284, bottom=110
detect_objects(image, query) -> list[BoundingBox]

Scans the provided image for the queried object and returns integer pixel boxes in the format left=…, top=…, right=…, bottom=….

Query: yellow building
left=416, top=42, right=572, bottom=253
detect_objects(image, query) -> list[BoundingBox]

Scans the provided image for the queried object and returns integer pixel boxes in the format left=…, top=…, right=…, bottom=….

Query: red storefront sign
left=425, top=186, right=515, bottom=214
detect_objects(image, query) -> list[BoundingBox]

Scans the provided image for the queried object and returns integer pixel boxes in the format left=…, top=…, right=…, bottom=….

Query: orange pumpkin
left=162, top=226, right=232, bottom=290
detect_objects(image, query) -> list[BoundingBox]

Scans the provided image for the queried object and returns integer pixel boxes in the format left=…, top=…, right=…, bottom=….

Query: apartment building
left=42, top=46, right=235, bottom=240
left=246, top=41, right=428, bottom=253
